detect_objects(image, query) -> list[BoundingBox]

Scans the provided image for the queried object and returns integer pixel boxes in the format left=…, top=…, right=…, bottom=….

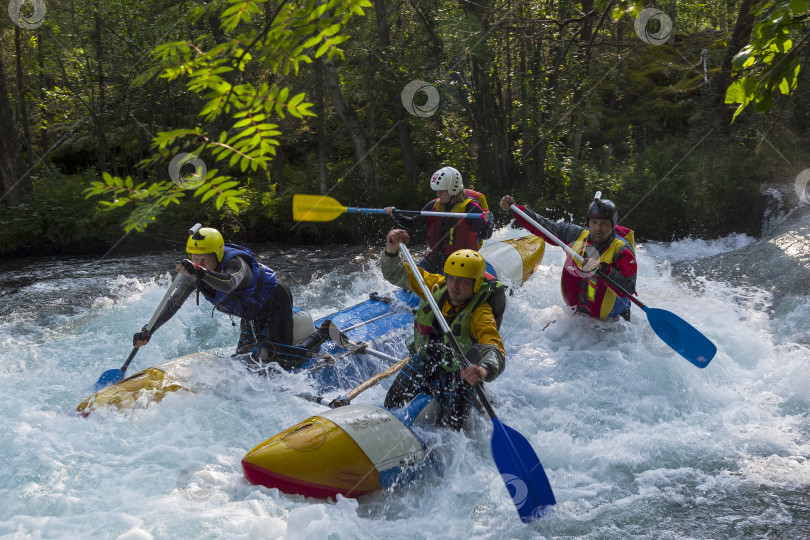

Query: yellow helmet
left=186, top=227, right=225, bottom=262
left=443, top=249, right=486, bottom=292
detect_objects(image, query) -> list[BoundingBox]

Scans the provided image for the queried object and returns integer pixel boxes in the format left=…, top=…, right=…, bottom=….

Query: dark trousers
left=384, top=352, right=478, bottom=430
left=236, top=280, right=301, bottom=370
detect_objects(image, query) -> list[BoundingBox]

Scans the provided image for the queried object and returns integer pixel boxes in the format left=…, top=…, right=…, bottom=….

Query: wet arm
left=470, top=305, right=505, bottom=382
left=510, top=205, right=584, bottom=245
left=199, top=256, right=252, bottom=293
left=379, top=249, right=444, bottom=297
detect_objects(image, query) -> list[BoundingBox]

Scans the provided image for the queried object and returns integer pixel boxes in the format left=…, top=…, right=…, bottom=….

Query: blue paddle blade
left=93, top=368, right=125, bottom=392
left=643, top=306, right=717, bottom=368
left=490, top=417, right=556, bottom=522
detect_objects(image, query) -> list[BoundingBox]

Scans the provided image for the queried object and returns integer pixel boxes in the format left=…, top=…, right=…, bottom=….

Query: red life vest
left=560, top=226, right=636, bottom=320
left=425, top=189, right=487, bottom=256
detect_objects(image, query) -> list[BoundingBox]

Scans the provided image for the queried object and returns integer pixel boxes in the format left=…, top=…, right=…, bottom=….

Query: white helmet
left=429, top=167, right=464, bottom=196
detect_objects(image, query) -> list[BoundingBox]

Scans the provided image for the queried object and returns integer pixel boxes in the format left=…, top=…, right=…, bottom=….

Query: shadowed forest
left=1, top=0, right=809, bottom=256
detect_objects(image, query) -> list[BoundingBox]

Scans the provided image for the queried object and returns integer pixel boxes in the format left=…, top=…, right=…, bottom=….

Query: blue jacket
left=201, top=243, right=279, bottom=321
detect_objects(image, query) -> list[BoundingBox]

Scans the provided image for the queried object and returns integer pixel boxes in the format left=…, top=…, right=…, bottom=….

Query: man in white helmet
left=385, top=166, right=493, bottom=273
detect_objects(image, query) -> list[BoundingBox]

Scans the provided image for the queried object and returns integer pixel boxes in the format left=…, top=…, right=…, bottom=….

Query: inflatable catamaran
left=240, top=236, right=547, bottom=500
left=76, top=236, right=544, bottom=420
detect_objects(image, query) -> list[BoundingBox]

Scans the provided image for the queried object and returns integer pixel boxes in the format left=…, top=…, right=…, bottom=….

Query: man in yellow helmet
left=379, top=228, right=505, bottom=429
left=132, top=226, right=298, bottom=369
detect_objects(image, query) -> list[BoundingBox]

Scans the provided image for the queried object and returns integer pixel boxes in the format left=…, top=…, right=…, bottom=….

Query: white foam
left=1, top=233, right=808, bottom=538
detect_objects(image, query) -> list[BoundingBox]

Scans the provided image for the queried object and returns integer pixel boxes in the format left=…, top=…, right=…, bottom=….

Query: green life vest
left=412, top=278, right=505, bottom=372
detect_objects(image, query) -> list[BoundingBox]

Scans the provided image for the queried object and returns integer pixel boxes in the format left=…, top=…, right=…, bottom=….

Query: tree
left=86, top=0, right=373, bottom=232
left=724, top=0, right=810, bottom=120
left=0, top=53, right=28, bottom=205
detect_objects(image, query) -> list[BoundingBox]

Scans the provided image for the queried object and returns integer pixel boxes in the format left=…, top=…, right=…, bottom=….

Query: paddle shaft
left=299, top=342, right=408, bottom=407
left=119, top=347, right=139, bottom=373
left=347, top=207, right=485, bottom=219
left=293, top=194, right=488, bottom=222
left=122, top=272, right=185, bottom=372
left=346, top=357, right=410, bottom=400
left=510, top=205, right=646, bottom=309
left=398, top=244, right=497, bottom=418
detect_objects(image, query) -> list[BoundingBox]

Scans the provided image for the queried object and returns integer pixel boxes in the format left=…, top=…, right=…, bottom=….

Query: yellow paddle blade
left=292, top=194, right=348, bottom=222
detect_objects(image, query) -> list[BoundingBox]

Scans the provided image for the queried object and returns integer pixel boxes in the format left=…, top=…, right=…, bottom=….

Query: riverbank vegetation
left=1, top=0, right=809, bottom=256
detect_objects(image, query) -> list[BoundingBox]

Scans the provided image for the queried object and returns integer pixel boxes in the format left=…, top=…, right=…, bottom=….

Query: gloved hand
left=133, top=327, right=151, bottom=347
left=460, top=364, right=489, bottom=386
left=581, top=258, right=601, bottom=277
left=179, top=258, right=205, bottom=278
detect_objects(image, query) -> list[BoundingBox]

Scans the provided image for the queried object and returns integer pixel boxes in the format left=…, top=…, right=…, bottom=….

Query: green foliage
left=84, top=170, right=247, bottom=232
left=5, top=0, right=810, bottom=254
left=609, top=131, right=774, bottom=240
left=725, top=0, right=810, bottom=120
left=609, top=0, right=644, bottom=21
left=0, top=169, right=128, bottom=256
left=86, top=0, right=372, bottom=232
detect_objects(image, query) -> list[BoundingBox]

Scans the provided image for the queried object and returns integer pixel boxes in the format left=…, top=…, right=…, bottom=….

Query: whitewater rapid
left=0, top=224, right=808, bottom=539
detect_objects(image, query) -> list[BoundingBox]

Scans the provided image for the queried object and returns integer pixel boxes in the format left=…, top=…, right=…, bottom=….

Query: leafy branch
left=725, top=0, right=810, bottom=120
left=86, top=0, right=372, bottom=231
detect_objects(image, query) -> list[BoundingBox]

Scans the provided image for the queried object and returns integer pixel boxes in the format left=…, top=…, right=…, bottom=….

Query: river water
left=0, top=221, right=808, bottom=539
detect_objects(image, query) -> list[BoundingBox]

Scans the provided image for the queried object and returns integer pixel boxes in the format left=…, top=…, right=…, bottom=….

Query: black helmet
left=587, top=191, right=618, bottom=226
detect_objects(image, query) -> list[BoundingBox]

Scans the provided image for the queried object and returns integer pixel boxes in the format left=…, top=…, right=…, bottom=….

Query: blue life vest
left=201, top=243, right=278, bottom=321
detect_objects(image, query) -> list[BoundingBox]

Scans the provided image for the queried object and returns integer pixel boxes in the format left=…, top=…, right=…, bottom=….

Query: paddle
left=93, top=272, right=184, bottom=391
left=300, top=355, right=410, bottom=408
left=398, top=243, right=556, bottom=522
left=510, top=204, right=717, bottom=368
left=293, top=194, right=486, bottom=222
left=298, top=329, right=408, bottom=407
left=326, top=321, right=405, bottom=365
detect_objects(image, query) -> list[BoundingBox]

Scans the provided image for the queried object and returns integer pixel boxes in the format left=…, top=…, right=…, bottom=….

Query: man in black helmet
left=500, top=193, right=637, bottom=321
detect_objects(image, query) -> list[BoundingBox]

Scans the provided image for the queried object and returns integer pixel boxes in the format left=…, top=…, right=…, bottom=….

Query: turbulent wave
left=0, top=228, right=808, bottom=539
left=672, top=205, right=810, bottom=321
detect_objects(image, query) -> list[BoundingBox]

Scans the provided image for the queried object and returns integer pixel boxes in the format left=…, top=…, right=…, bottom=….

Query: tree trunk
left=15, top=27, right=34, bottom=162
left=314, top=61, right=329, bottom=194
left=37, top=28, right=48, bottom=151
left=718, top=0, right=756, bottom=100
left=374, top=0, right=417, bottom=183
left=463, top=0, right=510, bottom=189
left=93, top=0, right=110, bottom=173
left=0, top=54, right=28, bottom=205
left=571, top=0, right=596, bottom=161
left=321, top=59, right=376, bottom=188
